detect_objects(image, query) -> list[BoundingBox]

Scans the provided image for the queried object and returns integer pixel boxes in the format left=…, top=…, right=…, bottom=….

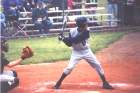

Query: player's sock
left=99, top=74, right=106, bottom=83
left=54, top=73, right=67, bottom=89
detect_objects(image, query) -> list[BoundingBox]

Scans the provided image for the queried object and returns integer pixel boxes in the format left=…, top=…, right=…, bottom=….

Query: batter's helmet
left=76, top=17, right=88, bottom=27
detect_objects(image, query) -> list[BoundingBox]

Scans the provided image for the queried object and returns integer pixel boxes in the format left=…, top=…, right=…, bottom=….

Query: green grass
left=6, top=31, right=126, bottom=65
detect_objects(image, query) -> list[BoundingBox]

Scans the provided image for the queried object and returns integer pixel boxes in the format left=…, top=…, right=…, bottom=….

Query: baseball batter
left=54, top=17, right=113, bottom=89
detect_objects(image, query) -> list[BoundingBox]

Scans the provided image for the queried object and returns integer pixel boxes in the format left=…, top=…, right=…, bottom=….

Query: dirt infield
left=9, top=31, right=140, bottom=93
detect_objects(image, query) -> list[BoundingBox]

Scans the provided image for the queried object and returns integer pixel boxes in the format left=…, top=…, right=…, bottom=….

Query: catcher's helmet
left=76, top=17, right=88, bottom=27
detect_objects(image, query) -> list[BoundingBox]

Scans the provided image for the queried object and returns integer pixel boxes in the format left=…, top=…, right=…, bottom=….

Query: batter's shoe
left=53, top=82, right=61, bottom=89
left=53, top=85, right=60, bottom=89
left=103, top=81, right=114, bottom=89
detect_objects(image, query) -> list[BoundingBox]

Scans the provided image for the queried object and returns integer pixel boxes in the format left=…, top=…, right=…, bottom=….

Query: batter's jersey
left=70, top=27, right=90, bottom=51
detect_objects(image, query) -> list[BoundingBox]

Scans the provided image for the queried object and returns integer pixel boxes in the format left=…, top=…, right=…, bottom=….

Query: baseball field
left=6, top=31, right=140, bottom=93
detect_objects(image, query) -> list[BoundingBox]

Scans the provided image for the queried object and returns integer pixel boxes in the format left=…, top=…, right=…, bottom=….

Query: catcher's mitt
left=21, top=46, right=33, bottom=60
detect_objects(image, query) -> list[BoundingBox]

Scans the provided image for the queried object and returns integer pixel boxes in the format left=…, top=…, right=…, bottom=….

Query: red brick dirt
left=9, top=32, right=140, bottom=93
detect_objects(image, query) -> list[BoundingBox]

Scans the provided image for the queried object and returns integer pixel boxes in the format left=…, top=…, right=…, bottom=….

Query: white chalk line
left=29, top=81, right=140, bottom=92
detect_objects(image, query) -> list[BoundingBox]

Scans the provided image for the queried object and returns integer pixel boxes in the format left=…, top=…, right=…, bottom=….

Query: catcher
left=54, top=17, right=113, bottom=89
left=0, top=36, right=33, bottom=93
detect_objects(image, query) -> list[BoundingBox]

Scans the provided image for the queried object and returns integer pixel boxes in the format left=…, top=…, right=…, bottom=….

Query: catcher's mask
left=76, top=17, right=88, bottom=28
left=1, top=36, right=9, bottom=52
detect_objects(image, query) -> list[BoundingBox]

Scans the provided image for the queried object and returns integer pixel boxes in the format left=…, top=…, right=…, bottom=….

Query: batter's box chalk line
left=111, top=83, right=140, bottom=89
left=32, top=81, right=56, bottom=92
left=30, top=81, right=140, bottom=92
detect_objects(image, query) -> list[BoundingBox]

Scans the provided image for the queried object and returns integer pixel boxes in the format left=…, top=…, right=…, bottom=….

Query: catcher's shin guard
left=9, top=77, right=19, bottom=91
left=54, top=73, right=67, bottom=89
left=1, top=78, right=19, bottom=93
